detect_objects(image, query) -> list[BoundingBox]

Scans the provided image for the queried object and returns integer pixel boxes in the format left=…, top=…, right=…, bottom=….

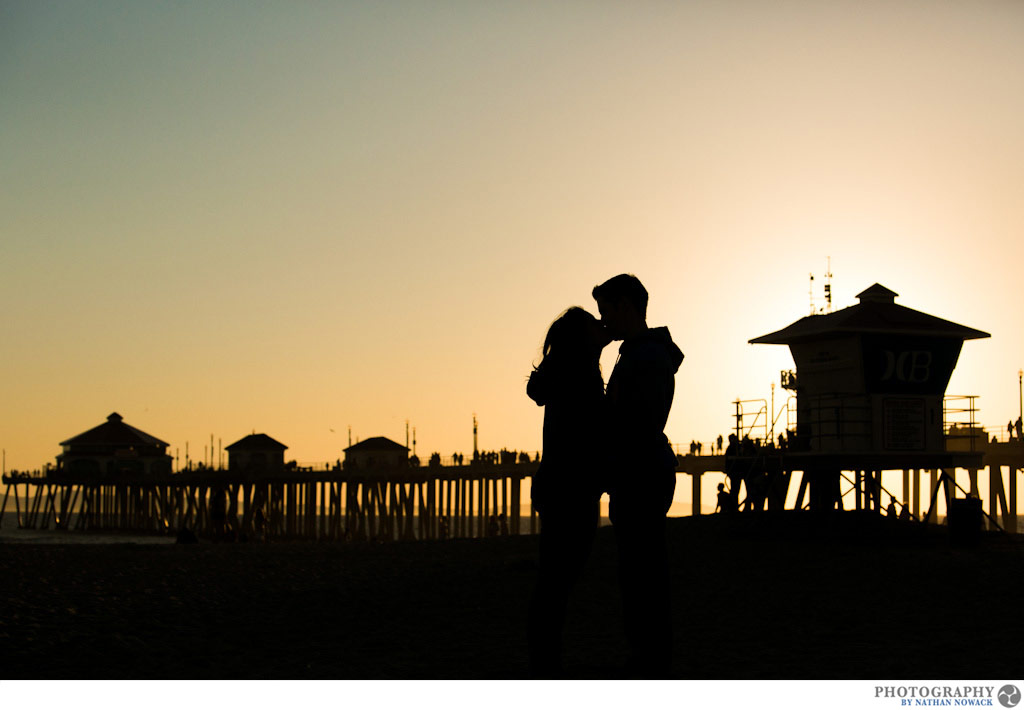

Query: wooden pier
left=0, top=463, right=539, bottom=541
left=4, top=444, right=1023, bottom=539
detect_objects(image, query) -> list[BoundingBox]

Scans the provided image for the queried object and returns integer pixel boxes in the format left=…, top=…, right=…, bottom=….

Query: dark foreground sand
left=1, top=512, right=1021, bottom=680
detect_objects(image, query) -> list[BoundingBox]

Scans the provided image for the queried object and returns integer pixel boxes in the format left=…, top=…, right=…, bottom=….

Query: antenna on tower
left=824, top=256, right=833, bottom=313
left=473, top=413, right=479, bottom=461
left=809, top=273, right=816, bottom=315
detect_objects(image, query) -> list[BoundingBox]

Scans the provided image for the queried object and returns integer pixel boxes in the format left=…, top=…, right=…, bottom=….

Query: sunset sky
left=3, top=1, right=1023, bottom=476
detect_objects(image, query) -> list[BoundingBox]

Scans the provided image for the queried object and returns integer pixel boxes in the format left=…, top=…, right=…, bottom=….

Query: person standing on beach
left=593, top=273, right=684, bottom=677
left=526, top=306, right=610, bottom=677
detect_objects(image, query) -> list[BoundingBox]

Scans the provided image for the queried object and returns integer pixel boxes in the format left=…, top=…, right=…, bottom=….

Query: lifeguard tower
left=749, top=284, right=990, bottom=511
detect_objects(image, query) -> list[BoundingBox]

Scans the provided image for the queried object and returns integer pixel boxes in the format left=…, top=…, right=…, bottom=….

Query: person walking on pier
left=593, top=273, right=684, bottom=678
left=526, top=305, right=609, bottom=677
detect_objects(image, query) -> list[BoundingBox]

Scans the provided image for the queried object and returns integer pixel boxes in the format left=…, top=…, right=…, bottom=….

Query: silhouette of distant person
left=742, top=435, right=755, bottom=456
left=724, top=434, right=743, bottom=512
left=1009, top=421, right=1014, bottom=440
left=526, top=306, right=609, bottom=677
left=716, top=434, right=724, bottom=454
left=1017, top=417, right=1023, bottom=441
left=746, top=470, right=768, bottom=512
left=593, top=274, right=683, bottom=677
left=211, top=487, right=228, bottom=541
left=715, top=483, right=735, bottom=514
left=886, top=497, right=897, bottom=517
left=253, top=506, right=267, bottom=542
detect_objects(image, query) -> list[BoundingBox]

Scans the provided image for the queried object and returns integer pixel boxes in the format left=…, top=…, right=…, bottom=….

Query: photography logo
left=875, top=685, right=1021, bottom=707
left=998, top=686, right=1020, bottom=709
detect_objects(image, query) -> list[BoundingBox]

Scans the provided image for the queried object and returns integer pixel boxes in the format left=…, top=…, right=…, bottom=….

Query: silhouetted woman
left=526, top=306, right=609, bottom=677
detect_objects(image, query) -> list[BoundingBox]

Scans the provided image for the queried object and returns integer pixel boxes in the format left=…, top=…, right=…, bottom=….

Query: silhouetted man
left=593, top=273, right=683, bottom=677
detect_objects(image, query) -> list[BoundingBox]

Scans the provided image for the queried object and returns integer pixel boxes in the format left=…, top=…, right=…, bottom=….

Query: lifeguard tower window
left=881, top=398, right=926, bottom=450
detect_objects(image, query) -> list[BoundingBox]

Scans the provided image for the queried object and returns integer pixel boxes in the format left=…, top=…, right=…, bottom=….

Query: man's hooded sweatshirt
left=605, top=326, right=684, bottom=500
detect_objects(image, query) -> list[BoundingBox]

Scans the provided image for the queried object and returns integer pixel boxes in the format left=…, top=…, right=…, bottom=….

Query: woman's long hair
left=539, top=307, right=601, bottom=370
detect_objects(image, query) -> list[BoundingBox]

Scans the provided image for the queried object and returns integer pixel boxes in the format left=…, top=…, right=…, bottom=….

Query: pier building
left=226, top=434, right=288, bottom=475
left=56, top=412, right=172, bottom=480
left=344, top=437, right=409, bottom=470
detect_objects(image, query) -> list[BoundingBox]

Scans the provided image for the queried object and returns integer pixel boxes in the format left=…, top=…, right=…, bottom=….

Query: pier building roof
left=60, top=412, right=169, bottom=448
left=749, top=283, right=990, bottom=345
left=344, top=437, right=408, bottom=453
left=226, top=434, right=288, bottom=451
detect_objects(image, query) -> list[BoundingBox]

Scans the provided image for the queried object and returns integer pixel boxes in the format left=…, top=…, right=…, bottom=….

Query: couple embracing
left=526, top=273, right=684, bottom=678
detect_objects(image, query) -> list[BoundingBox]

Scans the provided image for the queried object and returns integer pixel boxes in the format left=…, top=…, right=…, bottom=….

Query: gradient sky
left=3, top=1, right=1023, bottom=475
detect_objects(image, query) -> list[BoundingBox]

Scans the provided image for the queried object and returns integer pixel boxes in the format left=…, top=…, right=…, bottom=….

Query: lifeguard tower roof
left=749, top=284, right=990, bottom=345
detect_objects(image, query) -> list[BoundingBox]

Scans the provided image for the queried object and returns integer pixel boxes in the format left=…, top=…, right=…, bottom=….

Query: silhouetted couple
left=527, top=274, right=684, bottom=678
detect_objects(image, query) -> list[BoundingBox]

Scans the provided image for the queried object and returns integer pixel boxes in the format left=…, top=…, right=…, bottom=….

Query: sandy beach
left=0, top=511, right=1021, bottom=680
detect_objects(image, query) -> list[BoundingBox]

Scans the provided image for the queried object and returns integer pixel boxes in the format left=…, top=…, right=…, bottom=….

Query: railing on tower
left=733, top=399, right=768, bottom=442
left=792, top=393, right=872, bottom=451
left=943, top=395, right=982, bottom=452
